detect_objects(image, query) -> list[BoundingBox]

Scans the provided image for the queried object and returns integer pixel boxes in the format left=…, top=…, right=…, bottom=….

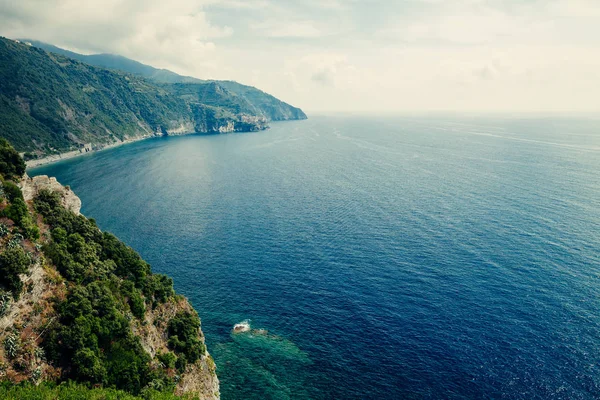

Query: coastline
left=25, top=120, right=281, bottom=170
left=26, top=133, right=161, bottom=169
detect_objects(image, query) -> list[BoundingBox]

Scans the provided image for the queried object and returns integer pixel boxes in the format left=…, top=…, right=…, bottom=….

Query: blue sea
left=31, top=115, right=600, bottom=399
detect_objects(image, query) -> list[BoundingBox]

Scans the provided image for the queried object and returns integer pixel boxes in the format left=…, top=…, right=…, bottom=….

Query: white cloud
left=251, top=21, right=322, bottom=38
left=0, top=0, right=599, bottom=113
left=0, top=0, right=230, bottom=73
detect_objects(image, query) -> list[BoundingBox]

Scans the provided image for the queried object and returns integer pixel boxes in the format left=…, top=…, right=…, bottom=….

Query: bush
left=157, top=351, right=177, bottom=370
left=0, top=247, right=31, bottom=297
left=121, top=280, right=146, bottom=319
left=72, top=348, right=107, bottom=384
left=2, top=181, right=22, bottom=203
left=0, top=223, right=9, bottom=237
left=33, top=187, right=202, bottom=395
left=143, top=274, right=174, bottom=306
left=2, top=181, right=40, bottom=239
left=4, top=334, right=19, bottom=359
left=0, top=291, right=12, bottom=317
left=0, top=138, right=25, bottom=179
left=167, top=312, right=205, bottom=367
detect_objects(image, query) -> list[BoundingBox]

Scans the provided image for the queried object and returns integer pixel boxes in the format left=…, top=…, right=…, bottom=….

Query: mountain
left=23, top=40, right=204, bottom=84
left=24, top=40, right=307, bottom=122
left=163, top=81, right=308, bottom=122
left=0, top=37, right=269, bottom=159
left=0, top=140, right=219, bottom=398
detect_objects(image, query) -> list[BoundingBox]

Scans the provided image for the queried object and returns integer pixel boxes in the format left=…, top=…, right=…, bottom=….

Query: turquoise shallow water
left=32, top=116, right=600, bottom=399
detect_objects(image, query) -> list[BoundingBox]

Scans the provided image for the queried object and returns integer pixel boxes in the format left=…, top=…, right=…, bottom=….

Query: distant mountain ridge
left=0, top=37, right=306, bottom=160
left=21, top=40, right=204, bottom=84
left=0, top=37, right=270, bottom=159
left=23, top=40, right=307, bottom=122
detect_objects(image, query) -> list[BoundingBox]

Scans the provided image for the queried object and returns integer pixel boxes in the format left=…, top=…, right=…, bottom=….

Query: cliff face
left=20, top=174, right=81, bottom=214
left=0, top=37, right=267, bottom=160
left=23, top=40, right=307, bottom=122
left=0, top=175, right=219, bottom=399
left=131, top=297, right=219, bottom=397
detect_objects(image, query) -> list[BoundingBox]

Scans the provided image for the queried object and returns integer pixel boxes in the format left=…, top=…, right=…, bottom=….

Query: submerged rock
left=233, top=321, right=251, bottom=333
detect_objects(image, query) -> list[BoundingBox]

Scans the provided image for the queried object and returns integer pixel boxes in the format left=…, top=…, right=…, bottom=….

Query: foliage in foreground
left=0, top=381, right=199, bottom=400
left=0, top=139, right=38, bottom=300
left=0, top=138, right=25, bottom=179
left=0, top=140, right=208, bottom=397
left=34, top=190, right=181, bottom=394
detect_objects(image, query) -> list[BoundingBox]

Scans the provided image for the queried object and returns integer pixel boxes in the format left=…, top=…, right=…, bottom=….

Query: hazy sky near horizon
left=1, top=0, right=599, bottom=113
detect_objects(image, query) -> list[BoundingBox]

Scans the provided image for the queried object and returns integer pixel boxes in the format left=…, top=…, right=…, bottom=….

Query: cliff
left=0, top=37, right=268, bottom=161
left=20, top=174, right=81, bottom=214
left=23, top=40, right=308, bottom=122
left=0, top=147, right=219, bottom=399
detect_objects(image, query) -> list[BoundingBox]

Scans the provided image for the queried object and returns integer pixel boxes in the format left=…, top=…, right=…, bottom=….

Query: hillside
left=0, top=37, right=267, bottom=159
left=24, top=40, right=307, bottom=122
left=23, top=40, right=206, bottom=85
left=163, top=82, right=307, bottom=122
left=0, top=140, right=219, bottom=398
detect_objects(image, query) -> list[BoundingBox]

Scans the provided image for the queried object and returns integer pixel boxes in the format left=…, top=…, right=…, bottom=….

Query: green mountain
left=22, top=40, right=202, bottom=84
left=24, top=40, right=307, bottom=122
left=0, top=37, right=275, bottom=159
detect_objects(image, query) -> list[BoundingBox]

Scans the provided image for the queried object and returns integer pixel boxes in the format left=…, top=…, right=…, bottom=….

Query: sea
left=31, top=115, right=600, bottom=399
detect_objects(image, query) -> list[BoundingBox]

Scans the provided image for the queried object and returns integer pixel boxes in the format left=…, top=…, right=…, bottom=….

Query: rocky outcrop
left=4, top=176, right=220, bottom=399
left=131, top=297, right=219, bottom=399
left=19, top=174, right=81, bottom=214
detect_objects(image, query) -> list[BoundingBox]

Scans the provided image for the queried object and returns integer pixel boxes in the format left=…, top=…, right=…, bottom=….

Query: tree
left=167, top=311, right=205, bottom=366
left=72, top=348, right=107, bottom=384
left=0, top=138, right=25, bottom=179
left=0, top=247, right=30, bottom=298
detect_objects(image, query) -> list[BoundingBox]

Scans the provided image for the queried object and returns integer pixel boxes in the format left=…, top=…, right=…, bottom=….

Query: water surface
left=32, top=115, right=600, bottom=399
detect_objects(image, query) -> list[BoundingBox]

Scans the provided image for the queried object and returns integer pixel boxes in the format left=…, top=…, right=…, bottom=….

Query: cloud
left=251, top=21, right=322, bottom=38
left=311, top=69, right=335, bottom=86
left=0, top=0, right=599, bottom=113
left=0, top=0, right=231, bottom=73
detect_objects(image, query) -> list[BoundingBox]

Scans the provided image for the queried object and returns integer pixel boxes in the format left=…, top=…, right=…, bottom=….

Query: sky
left=1, top=0, right=599, bottom=114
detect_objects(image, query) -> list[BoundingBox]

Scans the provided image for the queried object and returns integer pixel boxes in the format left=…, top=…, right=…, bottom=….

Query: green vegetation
left=34, top=190, right=181, bottom=394
left=0, top=247, right=31, bottom=298
left=0, top=381, right=199, bottom=400
left=0, top=141, right=212, bottom=397
left=0, top=141, right=37, bottom=299
left=167, top=311, right=206, bottom=370
left=2, top=180, right=40, bottom=239
left=0, top=37, right=196, bottom=156
left=26, top=39, right=307, bottom=122
left=0, top=138, right=25, bottom=179
left=0, top=37, right=305, bottom=158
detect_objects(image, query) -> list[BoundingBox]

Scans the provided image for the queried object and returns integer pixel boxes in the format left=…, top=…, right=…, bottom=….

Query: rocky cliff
left=0, top=37, right=268, bottom=160
left=20, top=174, right=81, bottom=214
left=0, top=173, right=219, bottom=399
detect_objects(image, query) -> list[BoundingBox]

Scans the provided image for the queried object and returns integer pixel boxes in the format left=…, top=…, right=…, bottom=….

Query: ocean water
left=31, top=115, right=600, bottom=399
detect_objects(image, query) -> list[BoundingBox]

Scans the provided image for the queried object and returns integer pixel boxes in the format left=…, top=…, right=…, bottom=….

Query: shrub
left=0, top=247, right=31, bottom=297
left=143, top=274, right=174, bottom=306
left=2, top=182, right=40, bottom=239
left=0, top=139, right=25, bottom=179
left=3, top=334, right=19, bottom=359
left=157, top=351, right=177, bottom=370
left=2, top=181, right=22, bottom=203
left=73, top=348, right=107, bottom=384
left=167, top=312, right=205, bottom=367
left=0, top=223, right=9, bottom=237
left=0, top=291, right=11, bottom=317
left=121, top=281, right=146, bottom=319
